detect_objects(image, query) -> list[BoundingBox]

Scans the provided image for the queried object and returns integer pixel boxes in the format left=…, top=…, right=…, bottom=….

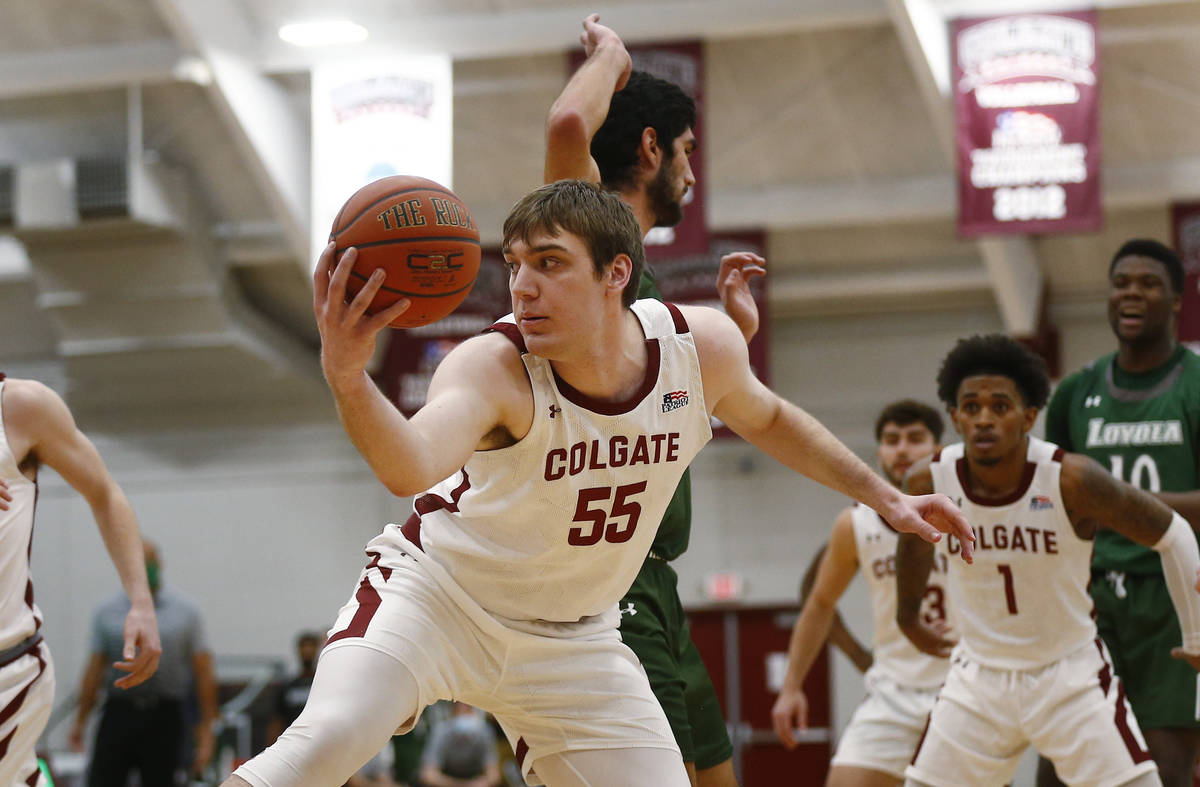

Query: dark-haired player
left=227, top=181, right=972, bottom=787
left=773, top=400, right=950, bottom=786
left=543, top=16, right=763, bottom=787
left=1037, top=239, right=1200, bottom=787
left=898, top=334, right=1200, bottom=787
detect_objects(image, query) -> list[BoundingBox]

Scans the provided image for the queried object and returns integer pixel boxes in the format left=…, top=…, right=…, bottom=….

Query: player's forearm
left=782, top=597, right=839, bottom=691
left=90, top=487, right=153, bottom=606
left=327, top=370, right=440, bottom=496
left=1155, top=491, right=1200, bottom=531
left=546, top=43, right=629, bottom=141
left=1154, top=512, right=1200, bottom=652
left=895, top=533, right=935, bottom=628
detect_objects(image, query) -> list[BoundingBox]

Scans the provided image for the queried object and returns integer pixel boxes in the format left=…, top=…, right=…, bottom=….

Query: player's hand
left=113, top=600, right=161, bottom=689
left=1171, top=646, right=1200, bottom=672
left=886, top=494, right=975, bottom=564
left=770, top=685, right=809, bottom=749
left=900, top=618, right=956, bottom=658
left=580, top=14, right=632, bottom=91
left=716, top=252, right=766, bottom=343
left=0, top=477, right=11, bottom=511
left=313, top=243, right=412, bottom=386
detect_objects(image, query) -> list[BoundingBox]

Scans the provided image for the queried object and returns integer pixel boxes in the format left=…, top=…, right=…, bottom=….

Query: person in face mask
left=70, top=540, right=218, bottom=786
left=267, top=632, right=324, bottom=746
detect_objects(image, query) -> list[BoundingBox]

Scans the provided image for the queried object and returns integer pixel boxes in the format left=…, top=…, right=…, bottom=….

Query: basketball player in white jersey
left=226, top=181, right=975, bottom=787
left=897, top=335, right=1200, bottom=787
left=772, top=399, right=951, bottom=786
left=0, top=376, right=161, bottom=785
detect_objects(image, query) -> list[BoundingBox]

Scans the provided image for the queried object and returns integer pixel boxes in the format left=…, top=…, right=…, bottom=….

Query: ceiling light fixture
left=278, top=20, right=369, bottom=47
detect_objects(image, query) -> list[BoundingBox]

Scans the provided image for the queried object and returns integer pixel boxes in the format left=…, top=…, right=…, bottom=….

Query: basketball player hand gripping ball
left=326, top=175, right=481, bottom=329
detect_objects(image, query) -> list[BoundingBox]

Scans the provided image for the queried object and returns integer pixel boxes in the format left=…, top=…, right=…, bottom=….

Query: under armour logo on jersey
left=1085, top=395, right=1102, bottom=408
left=549, top=404, right=562, bottom=419
left=1106, top=570, right=1128, bottom=599
left=620, top=602, right=637, bottom=617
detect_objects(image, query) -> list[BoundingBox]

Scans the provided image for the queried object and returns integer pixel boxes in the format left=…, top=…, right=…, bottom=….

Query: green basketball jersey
left=1045, top=345, right=1200, bottom=574
left=639, top=266, right=691, bottom=560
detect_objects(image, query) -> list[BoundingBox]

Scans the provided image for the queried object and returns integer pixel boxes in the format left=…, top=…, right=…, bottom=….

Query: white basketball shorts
left=321, top=525, right=680, bottom=786
left=0, top=639, right=54, bottom=787
left=907, top=640, right=1157, bottom=787
left=831, top=670, right=941, bottom=779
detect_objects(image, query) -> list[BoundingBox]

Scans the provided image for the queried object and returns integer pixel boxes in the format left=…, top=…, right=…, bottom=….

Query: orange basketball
left=329, top=175, right=481, bottom=329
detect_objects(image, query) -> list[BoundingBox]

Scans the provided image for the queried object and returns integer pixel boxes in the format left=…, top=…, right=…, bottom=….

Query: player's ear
left=638, top=127, right=661, bottom=170
left=948, top=407, right=964, bottom=435
left=1023, top=406, right=1039, bottom=432
left=606, top=254, right=633, bottom=296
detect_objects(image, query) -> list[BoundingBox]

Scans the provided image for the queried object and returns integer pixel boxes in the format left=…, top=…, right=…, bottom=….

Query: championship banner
left=1171, top=203, right=1200, bottom=349
left=953, top=11, right=1101, bottom=236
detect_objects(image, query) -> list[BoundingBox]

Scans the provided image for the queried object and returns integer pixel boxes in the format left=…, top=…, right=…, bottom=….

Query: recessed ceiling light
left=278, top=20, right=368, bottom=47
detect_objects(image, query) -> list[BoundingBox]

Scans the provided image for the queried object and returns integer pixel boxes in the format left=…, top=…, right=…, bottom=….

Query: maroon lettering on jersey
left=542, top=433, right=683, bottom=480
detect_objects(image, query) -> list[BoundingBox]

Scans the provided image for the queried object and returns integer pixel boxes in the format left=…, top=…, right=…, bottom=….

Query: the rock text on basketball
left=377, top=199, right=427, bottom=231
left=431, top=197, right=476, bottom=230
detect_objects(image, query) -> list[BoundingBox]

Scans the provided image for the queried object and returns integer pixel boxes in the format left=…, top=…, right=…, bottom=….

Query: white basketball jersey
left=0, top=378, right=42, bottom=650
left=851, top=503, right=951, bottom=689
left=931, top=437, right=1096, bottom=670
left=402, top=299, right=711, bottom=624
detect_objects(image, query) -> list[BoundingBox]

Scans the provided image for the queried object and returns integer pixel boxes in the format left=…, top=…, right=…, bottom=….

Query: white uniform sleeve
left=1152, top=512, right=1200, bottom=653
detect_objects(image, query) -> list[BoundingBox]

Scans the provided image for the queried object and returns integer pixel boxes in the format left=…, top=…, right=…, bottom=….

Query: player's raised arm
left=314, top=243, right=525, bottom=496
left=683, top=304, right=975, bottom=560
left=544, top=14, right=632, bottom=184
left=1060, top=453, right=1200, bottom=663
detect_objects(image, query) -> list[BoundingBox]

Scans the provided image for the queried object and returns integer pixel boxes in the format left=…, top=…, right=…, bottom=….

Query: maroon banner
left=954, top=11, right=1101, bottom=236
left=1172, top=203, right=1200, bottom=347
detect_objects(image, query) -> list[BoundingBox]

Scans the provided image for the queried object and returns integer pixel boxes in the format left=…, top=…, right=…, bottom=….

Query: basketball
left=329, top=175, right=481, bottom=329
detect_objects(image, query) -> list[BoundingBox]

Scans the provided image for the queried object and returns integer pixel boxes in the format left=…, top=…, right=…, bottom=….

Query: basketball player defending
left=0, top=376, right=161, bottom=785
left=1039, top=240, right=1200, bottom=787
left=544, top=16, right=763, bottom=786
left=226, top=180, right=974, bottom=787
left=772, top=400, right=951, bottom=786
left=897, top=335, right=1200, bottom=787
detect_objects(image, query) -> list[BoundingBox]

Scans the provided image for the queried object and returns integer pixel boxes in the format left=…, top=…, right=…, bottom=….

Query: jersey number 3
left=569, top=482, right=648, bottom=546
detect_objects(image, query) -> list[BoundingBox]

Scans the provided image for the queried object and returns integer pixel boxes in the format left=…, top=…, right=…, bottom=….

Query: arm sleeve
left=1153, top=512, right=1200, bottom=653
left=1044, top=374, right=1078, bottom=450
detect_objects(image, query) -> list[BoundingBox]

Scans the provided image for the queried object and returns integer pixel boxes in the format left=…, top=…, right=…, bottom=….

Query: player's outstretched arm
left=684, top=304, right=975, bottom=561
left=772, top=509, right=860, bottom=749
left=315, top=244, right=524, bottom=496
left=544, top=13, right=632, bottom=184
left=1060, top=453, right=1200, bottom=666
left=799, top=543, right=872, bottom=672
left=4, top=379, right=161, bottom=687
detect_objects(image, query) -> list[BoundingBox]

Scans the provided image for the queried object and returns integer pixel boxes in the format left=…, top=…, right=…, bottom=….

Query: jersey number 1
left=569, top=482, right=648, bottom=546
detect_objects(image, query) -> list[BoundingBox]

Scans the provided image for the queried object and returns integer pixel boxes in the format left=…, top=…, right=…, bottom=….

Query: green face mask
left=146, top=561, right=160, bottom=592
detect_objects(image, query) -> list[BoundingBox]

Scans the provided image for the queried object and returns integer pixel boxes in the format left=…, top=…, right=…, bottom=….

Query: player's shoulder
left=674, top=303, right=744, bottom=350
left=440, top=328, right=527, bottom=378
left=1, top=378, right=71, bottom=428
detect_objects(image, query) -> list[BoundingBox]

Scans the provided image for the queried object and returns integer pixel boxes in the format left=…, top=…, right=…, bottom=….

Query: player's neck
left=619, top=188, right=657, bottom=238
left=1116, top=333, right=1176, bottom=374
left=962, top=436, right=1030, bottom=500
left=550, top=309, right=648, bottom=402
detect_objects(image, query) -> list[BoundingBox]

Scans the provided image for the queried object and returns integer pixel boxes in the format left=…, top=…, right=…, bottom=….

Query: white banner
left=311, top=56, right=452, bottom=269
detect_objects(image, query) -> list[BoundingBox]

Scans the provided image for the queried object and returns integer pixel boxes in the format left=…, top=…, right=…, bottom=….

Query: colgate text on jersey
left=544, top=432, right=682, bottom=480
